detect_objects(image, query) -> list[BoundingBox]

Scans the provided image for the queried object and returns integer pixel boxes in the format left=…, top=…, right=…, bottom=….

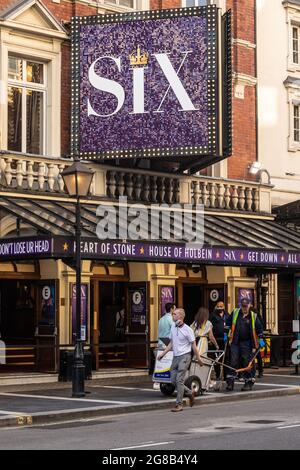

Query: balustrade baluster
left=253, top=188, right=259, bottom=212
left=58, top=164, right=65, bottom=192
left=245, top=187, right=253, bottom=212
left=4, top=158, right=13, bottom=187
left=224, top=184, right=231, bottom=209
left=232, top=185, right=238, bottom=210
left=48, top=164, right=55, bottom=191
left=217, top=183, right=225, bottom=209
left=125, top=173, right=134, bottom=200
left=150, top=175, right=158, bottom=203
left=238, top=186, right=246, bottom=210
left=16, top=160, right=23, bottom=188
left=210, top=182, right=216, bottom=208
left=134, top=174, right=142, bottom=200
left=201, top=182, right=209, bottom=207
left=27, top=161, right=34, bottom=189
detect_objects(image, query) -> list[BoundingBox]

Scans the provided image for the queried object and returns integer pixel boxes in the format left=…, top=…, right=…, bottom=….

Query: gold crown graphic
left=129, top=46, right=149, bottom=66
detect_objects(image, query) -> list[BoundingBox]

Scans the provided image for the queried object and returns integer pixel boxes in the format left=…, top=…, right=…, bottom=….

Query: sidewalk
left=0, top=369, right=299, bottom=428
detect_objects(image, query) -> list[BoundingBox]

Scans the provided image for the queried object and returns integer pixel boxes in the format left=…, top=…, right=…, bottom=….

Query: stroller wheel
left=185, top=376, right=202, bottom=397
left=160, top=383, right=175, bottom=396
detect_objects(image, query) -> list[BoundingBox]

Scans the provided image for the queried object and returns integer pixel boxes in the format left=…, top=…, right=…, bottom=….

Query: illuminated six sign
left=71, top=6, right=229, bottom=163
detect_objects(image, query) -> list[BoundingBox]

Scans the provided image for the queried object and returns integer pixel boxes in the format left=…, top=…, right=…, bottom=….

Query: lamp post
left=61, top=158, right=94, bottom=397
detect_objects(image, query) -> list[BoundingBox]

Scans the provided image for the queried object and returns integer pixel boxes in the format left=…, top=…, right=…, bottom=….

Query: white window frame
left=104, top=0, right=135, bottom=7
left=99, top=0, right=147, bottom=10
left=182, top=0, right=208, bottom=6
left=7, top=56, right=47, bottom=155
left=286, top=4, right=300, bottom=72
left=294, top=104, right=300, bottom=143
left=0, top=33, right=63, bottom=158
left=292, top=25, right=300, bottom=65
left=181, top=0, right=224, bottom=9
left=286, top=81, right=300, bottom=152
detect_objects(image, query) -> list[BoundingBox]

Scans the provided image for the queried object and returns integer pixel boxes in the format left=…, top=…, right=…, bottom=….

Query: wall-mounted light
left=248, top=162, right=271, bottom=184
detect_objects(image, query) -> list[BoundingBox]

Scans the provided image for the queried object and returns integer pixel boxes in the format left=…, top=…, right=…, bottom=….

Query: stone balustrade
left=190, top=178, right=260, bottom=212
left=106, top=169, right=180, bottom=204
left=0, top=152, right=272, bottom=213
left=0, top=153, right=71, bottom=194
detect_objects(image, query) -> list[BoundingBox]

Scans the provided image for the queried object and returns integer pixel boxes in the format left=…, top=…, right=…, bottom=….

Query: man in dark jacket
left=226, top=298, right=264, bottom=392
left=210, top=301, right=230, bottom=380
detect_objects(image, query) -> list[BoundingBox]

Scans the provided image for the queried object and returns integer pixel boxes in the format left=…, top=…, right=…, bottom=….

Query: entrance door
left=98, top=281, right=127, bottom=368
left=35, top=281, right=57, bottom=372
left=126, top=283, right=149, bottom=368
left=278, top=274, right=294, bottom=334
left=0, top=280, right=36, bottom=372
left=182, top=284, right=204, bottom=326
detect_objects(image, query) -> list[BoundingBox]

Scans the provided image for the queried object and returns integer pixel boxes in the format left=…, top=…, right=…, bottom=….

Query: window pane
left=7, top=87, right=22, bottom=152
left=294, top=106, right=299, bottom=142
left=293, top=28, right=299, bottom=64
left=185, top=0, right=207, bottom=5
left=8, top=57, right=22, bottom=81
left=26, top=61, right=44, bottom=84
left=293, top=27, right=298, bottom=39
left=26, top=90, right=43, bottom=154
left=119, top=0, right=133, bottom=6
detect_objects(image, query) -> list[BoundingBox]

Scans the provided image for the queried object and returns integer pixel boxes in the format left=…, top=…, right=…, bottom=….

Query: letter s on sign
left=87, top=56, right=125, bottom=117
left=291, top=340, right=300, bottom=365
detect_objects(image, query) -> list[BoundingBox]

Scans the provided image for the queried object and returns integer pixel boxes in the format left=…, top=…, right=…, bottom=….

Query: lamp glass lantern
left=62, top=160, right=94, bottom=197
left=249, top=162, right=262, bottom=176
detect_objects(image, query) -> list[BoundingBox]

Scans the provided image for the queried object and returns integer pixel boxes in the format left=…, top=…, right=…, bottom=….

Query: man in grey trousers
left=157, top=308, right=203, bottom=412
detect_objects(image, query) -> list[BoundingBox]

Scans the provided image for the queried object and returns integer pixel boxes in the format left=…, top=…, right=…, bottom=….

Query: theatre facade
left=0, top=0, right=299, bottom=374
left=0, top=172, right=299, bottom=372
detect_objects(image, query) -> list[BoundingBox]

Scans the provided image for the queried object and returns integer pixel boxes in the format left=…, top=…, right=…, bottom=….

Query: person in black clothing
left=210, top=301, right=230, bottom=380
left=226, top=298, right=264, bottom=392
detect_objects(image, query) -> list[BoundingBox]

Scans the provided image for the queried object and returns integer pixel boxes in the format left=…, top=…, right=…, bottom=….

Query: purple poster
left=72, top=7, right=218, bottom=160
left=160, top=286, right=175, bottom=318
left=40, top=282, right=56, bottom=325
left=129, top=287, right=146, bottom=325
left=72, top=284, right=88, bottom=342
left=236, top=288, right=255, bottom=308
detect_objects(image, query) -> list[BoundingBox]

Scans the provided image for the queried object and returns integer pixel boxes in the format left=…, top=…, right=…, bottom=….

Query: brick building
left=0, top=0, right=298, bottom=376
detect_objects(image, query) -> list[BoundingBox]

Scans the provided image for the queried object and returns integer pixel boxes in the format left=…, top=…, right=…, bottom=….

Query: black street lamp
left=62, top=158, right=94, bottom=397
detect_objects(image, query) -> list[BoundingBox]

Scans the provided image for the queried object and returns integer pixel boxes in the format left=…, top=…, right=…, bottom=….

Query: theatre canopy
left=1, top=197, right=300, bottom=268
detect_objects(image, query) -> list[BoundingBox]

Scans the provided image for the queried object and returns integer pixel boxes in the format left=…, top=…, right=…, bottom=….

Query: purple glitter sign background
left=79, top=15, right=208, bottom=153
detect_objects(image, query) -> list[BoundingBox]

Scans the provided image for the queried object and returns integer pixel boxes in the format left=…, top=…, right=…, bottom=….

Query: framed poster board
left=235, top=287, right=256, bottom=309
left=159, top=286, right=175, bottom=318
left=71, top=283, right=88, bottom=342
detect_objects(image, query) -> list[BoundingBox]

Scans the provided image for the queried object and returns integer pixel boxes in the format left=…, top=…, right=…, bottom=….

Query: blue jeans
left=227, top=341, right=256, bottom=383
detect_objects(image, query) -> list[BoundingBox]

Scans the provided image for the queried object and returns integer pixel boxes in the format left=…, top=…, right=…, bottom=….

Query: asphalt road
left=0, top=394, right=299, bottom=450
left=0, top=374, right=299, bottom=419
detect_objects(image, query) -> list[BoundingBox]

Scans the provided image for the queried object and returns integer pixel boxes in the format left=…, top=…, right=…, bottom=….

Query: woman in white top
left=190, top=307, right=219, bottom=358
